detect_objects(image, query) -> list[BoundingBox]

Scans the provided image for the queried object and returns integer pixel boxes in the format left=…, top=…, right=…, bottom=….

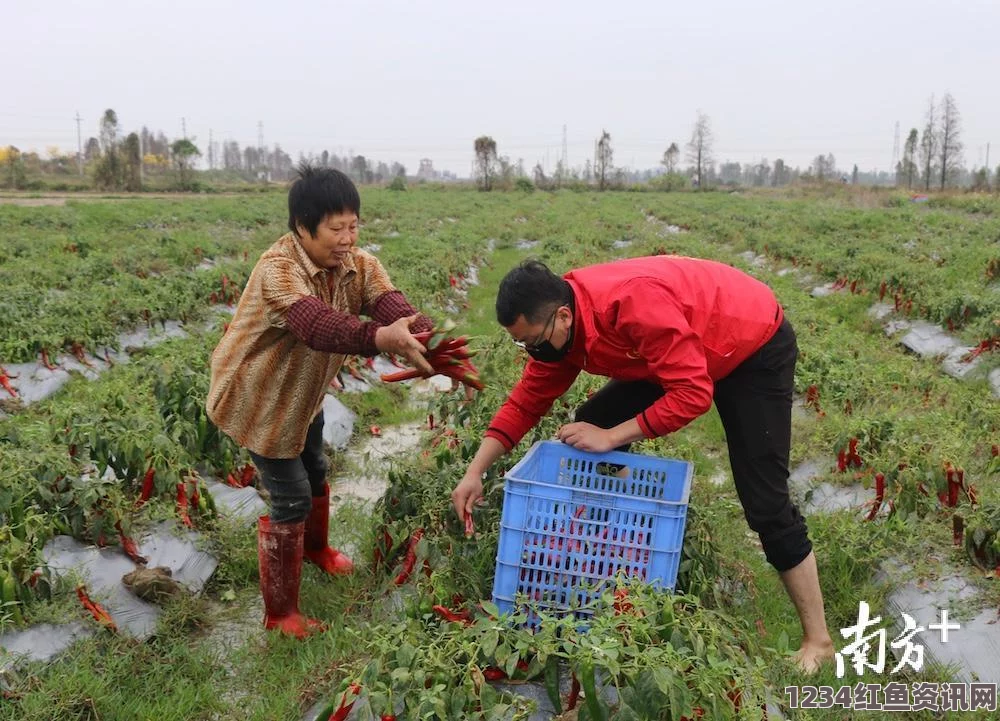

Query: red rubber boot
left=258, top=516, right=326, bottom=638
left=303, top=484, right=355, bottom=576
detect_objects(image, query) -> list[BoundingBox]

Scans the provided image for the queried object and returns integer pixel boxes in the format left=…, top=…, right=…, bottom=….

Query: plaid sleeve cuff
left=287, top=296, right=380, bottom=356
left=368, top=290, right=434, bottom=333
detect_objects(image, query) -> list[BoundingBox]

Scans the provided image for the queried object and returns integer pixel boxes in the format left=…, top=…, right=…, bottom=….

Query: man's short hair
left=496, top=259, right=572, bottom=326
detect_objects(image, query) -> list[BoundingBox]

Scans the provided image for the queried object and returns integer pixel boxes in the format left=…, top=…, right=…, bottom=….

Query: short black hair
left=287, top=164, right=361, bottom=237
left=496, top=260, right=573, bottom=326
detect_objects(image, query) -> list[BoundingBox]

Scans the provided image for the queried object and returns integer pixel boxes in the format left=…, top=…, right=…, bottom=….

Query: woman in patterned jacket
left=207, top=165, right=433, bottom=638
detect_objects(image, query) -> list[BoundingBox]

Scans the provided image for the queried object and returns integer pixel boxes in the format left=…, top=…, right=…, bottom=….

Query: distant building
left=417, top=158, right=438, bottom=181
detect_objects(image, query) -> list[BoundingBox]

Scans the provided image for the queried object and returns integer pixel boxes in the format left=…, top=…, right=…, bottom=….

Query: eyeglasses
left=512, top=308, right=559, bottom=351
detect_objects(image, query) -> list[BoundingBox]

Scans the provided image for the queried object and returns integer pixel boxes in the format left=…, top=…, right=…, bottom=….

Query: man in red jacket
left=451, top=257, right=835, bottom=673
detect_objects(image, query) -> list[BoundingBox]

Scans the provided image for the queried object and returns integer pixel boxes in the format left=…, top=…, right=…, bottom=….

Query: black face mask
left=526, top=321, right=574, bottom=363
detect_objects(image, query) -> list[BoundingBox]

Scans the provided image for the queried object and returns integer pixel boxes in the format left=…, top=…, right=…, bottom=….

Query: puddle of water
left=789, top=459, right=827, bottom=485
left=515, top=239, right=538, bottom=250
left=0, top=622, right=94, bottom=672
left=332, top=422, right=424, bottom=504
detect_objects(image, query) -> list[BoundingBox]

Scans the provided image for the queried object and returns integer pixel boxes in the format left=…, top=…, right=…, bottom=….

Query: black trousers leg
left=713, top=318, right=812, bottom=572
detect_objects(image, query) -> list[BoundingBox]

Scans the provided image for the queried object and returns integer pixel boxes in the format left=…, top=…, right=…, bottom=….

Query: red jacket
left=485, top=255, right=783, bottom=451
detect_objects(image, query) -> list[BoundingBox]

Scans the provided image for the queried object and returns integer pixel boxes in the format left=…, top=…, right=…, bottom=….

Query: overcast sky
left=4, top=0, right=998, bottom=177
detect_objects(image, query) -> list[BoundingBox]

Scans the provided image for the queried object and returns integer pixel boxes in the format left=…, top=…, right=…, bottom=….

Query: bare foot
left=793, top=637, right=835, bottom=674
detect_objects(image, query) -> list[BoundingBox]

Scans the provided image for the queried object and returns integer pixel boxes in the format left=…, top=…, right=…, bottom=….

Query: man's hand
left=451, top=474, right=484, bottom=522
left=556, top=422, right=615, bottom=453
left=375, top=314, right=434, bottom=375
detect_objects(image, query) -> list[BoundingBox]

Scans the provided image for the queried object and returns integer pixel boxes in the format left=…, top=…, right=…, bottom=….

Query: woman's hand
left=375, top=314, right=434, bottom=375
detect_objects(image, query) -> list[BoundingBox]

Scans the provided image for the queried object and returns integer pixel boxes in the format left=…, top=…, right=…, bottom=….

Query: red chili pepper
left=76, top=585, right=117, bottom=631
left=464, top=511, right=475, bottom=538
left=482, top=667, right=507, bottom=681
left=115, top=520, right=147, bottom=565
left=70, top=342, right=94, bottom=368
left=0, top=367, right=18, bottom=399
left=40, top=348, right=58, bottom=370
left=380, top=368, right=424, bottom=383
left=952, top=515, right=964, bottom=546
left=879, top=280, right=887, bottom=301
left=836, top=450, right=847, bottom=473
left=240, top=463, right=255, bottom=487
left=948, top=479, right=959, bottom=508
left=866, top=472, right=885, bottom=521
left=566, top=674, right=580, bottom=710
left=432, top=605, right=473, bottom=625
left=176, top=483, right=193, bottom=528
left=329, top=683, right=362, bottom=721
left=134, top=467, right=155, bottom=508
left=967, top=485, right=979, bottom=505
left=370, top=425, right=382, bottom=436
left=613, top=588, right=633, bottom=615
left=381, top=715, right=396, bottom=721
left=394, top=529, right=424, bottom=585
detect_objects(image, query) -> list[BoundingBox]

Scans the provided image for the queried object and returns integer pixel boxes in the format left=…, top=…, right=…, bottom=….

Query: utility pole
left=987, top=142, right=992, bottom=190
left=208, top=129, right=214, bottom=170
left=139, top=130, right=144, bottom=186
left=561, top=124, right=568, bottom=172
left=75, top=111, right=83, bottom=176
left=181, top=117, right=187, bottom=139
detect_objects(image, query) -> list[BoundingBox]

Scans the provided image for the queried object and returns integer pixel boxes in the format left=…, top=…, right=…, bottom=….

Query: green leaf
left=481, top=629, right=499, bottom=659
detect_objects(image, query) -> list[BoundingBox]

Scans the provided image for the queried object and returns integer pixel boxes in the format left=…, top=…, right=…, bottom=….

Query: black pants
left=575, top=318, right=811, bottom=572
left=248, top=411, right=329, bottom=524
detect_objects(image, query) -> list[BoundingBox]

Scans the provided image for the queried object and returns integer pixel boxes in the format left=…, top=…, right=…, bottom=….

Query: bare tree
left=661, top=142, right=679, bottom=174
left=919, top=96, right=937, bottom=191
left=937, top=93, right=963, bottom=190
left=473, top=136, right=498, bottom=191
left=223, top=141, right=242, bottom=171
left=594, top=130, right=612, bottom=190
left=685, top=112, right=714, bottom=188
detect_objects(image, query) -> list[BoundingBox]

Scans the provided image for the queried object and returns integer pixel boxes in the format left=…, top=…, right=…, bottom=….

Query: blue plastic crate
left=493, top=441, right=693, bottom=625
left=492, top=441, right=693, bottom=626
